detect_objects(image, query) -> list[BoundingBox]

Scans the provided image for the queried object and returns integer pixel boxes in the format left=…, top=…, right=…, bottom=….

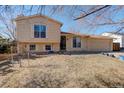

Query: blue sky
left=43, top=5, right=124, bottom=35
left=1, top=5, right=124, bottom=38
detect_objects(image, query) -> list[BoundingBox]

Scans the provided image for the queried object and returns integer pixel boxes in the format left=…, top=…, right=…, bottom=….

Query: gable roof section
left=61, top=32, right=113, bottom=40
left=15, top=14, right=63, bottom=26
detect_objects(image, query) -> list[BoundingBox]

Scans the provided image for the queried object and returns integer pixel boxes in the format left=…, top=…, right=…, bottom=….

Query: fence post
left=27, top=51, right=30, bottom=66
left=18, top=54, right=22, bottom=67
left=10, top=46, right=14, bottom=66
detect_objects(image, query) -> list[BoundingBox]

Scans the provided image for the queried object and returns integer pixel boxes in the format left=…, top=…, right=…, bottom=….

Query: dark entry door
left=60, top=36, right=66, bottom=50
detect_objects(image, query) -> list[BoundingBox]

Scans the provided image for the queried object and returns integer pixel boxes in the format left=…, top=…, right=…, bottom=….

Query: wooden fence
left=113, top=43, right=120, bottom=51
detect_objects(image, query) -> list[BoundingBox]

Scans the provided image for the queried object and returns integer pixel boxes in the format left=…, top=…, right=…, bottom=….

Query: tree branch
left=74, top=5, right=111, bottom=20
left=95, top=21, right=124, bottom=26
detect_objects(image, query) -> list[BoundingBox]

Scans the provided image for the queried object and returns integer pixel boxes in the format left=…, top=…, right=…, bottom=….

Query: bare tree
left=1, top=5, right=124, bottom=39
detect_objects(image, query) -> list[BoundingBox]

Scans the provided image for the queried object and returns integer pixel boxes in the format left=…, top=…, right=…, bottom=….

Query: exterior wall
left=17, top=35, right=113, bottom=53
left=86, top=38, right=113, bottom=51
left=17, top=42, right=60, bottom=53
left=66, top=35, right=87, bottom=51
left=65, top=35, right=113, bottom=52
left=16, top=16, right=61, bottom=43
left=102, top=33, right=124, bottom=48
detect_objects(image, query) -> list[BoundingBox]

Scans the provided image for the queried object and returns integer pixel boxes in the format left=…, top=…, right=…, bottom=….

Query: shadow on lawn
left=0, top=61, right=15, bottom=76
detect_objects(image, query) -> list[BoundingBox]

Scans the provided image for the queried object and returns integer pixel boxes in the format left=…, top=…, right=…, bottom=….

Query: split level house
left=15, top=14, right=113, bottom=53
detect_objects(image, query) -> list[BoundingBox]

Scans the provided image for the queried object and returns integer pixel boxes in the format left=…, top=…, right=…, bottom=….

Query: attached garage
left=61, top=32, right=113, bottom=52
left=86, top=38, right=113, bottom=52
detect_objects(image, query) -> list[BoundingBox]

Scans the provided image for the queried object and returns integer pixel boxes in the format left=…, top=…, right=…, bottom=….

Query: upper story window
left=34, top=25, right=46, bottom=38
left=73, top=37, right=81, bottom=48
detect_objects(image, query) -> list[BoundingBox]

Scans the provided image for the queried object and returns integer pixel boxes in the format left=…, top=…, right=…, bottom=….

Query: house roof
left=15, top=14, right=63, bottom=26
left=61, top=32, right=74, bottom=35
left=104, top=31, right=124, bottom=35
left=61, top=32, right=113, bottom=39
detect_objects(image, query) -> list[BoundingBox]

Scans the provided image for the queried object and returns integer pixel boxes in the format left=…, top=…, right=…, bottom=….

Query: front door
left=60, top=36, right=66, bottom=50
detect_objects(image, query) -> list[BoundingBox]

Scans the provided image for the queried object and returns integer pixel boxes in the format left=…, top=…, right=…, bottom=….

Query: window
left=45, top=45, right=51, bottom=51
left=30, top=44, right=36, bottom=51
left=73, top=37, right=81, bottom=48
left=34, top=25, right=46, bottom=38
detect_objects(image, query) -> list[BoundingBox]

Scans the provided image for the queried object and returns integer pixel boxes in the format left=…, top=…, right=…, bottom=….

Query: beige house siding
left=17, top=42, right=60, bottom=53
left=86, top=38, right=113, bottom=51
left=16, top=16, right=61, bottom=43
left=65, top=35, right=113, bottom=52
left=17, top=35, right=113, bottom=53
left=66, top=35, right=87, bottom=51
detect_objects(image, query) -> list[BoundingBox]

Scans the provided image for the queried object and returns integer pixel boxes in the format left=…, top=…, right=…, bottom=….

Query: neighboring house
left=102, top=32, right=124, bottom=48
left=15, top=14, right=113, bottom=53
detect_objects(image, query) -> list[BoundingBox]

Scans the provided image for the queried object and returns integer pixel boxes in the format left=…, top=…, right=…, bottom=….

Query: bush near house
left=0, top=44, right=10, bottom=53
left=0, top=36, right=17, bottom=54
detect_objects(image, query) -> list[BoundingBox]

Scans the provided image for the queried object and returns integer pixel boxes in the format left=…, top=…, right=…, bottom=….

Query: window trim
left=29, top=44, right=36, bottom=51
left=33, top=24, right=47, bottom=38
left=45, top=45, right=52, bottom=51
left=72, top=37, right=81, bottom=48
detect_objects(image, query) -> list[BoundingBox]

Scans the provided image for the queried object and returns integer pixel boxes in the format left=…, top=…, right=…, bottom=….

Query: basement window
left=45, top=45, right=52, bottom=51
left=30, top=44, right=36, bottom=51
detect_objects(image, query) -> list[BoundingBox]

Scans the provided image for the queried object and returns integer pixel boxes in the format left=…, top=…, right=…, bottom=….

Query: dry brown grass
left=0, top=54, right=9, bottom=61
left=0, top=54, right=124, bottom=88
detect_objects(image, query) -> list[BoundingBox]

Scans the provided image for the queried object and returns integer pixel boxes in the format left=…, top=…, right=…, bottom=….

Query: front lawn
left=0, top=54, right=124, bottom=88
